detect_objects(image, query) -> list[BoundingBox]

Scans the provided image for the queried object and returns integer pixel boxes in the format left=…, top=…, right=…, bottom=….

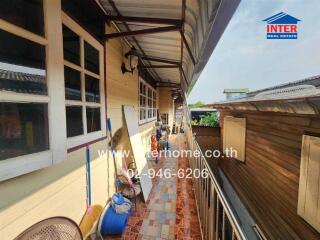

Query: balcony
left=104, top=124, right=246, bottom=240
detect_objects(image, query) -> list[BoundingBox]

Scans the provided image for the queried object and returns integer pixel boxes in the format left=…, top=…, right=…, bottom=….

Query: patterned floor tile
left=104, top=135, right=201, bottom=240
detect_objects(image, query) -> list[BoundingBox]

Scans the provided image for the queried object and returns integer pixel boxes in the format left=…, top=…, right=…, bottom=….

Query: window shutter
left=298, top=134, right=320, bottom=232
left=223, top=116, right=246, bottom=162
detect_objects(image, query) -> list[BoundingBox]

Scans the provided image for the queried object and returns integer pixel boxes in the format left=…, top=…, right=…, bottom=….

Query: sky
left=187, top=0, right=320, bottom=104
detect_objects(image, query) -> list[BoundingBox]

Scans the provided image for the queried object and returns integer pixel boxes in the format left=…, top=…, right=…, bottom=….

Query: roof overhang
left=98, top=0, right=241, bottom=95
left=210, top=95, right=320, bottom=115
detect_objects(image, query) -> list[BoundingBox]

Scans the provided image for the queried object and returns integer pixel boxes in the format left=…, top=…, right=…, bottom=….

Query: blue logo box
left=267, top=33, right=297, bottom=39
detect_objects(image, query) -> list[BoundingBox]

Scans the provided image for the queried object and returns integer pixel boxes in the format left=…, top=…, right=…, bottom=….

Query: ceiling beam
left=157, top=85, right=180, bottom=88
left=179, top=0, right=187, bottom=91
left=141, top=65, right=180, bottom=69
left=105, top=15, right=183, bottom=26
left=180, top=66, right=188, bottom=86
left=179, top=29, right=196, bottom=65
left=107, top=0, right=163, bottom=83
left=141, top=56, right=181, bottom=65
left=104, top=25, right=181, bottom=39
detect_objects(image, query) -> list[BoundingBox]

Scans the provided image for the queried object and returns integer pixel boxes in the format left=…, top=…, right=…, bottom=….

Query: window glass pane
left=64, top=66, right=81, bottom=101
left=140, top=95, right=146, bottom=107
left=0, top=102, right=49, bottom=160
left=143, top=85, right=146, bottom=95
left=63, top=25, right=80, bottom=66
left=0, top=29, right=46, bottom=95
left=66, top=106, right=83, bottom=137
left=84, top=41, right=99, bottom=74
left=140, top=109, right=146, bottom=120
left=61, top=0, right=105, bottom=42
left=0, top=0, right=44, bottom=36
left=85, top=75, right=100, bottom=102
left=86, top=107, right=101, bottom=133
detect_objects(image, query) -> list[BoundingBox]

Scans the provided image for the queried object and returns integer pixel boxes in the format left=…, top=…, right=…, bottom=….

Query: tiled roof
left=0, top=69, right=45, bottom=83
left=0, top=69, right=47, bottom=95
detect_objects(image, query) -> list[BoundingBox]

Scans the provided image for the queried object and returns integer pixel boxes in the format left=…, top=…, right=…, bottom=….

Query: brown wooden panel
left=217, top=111, right=320, bottom=240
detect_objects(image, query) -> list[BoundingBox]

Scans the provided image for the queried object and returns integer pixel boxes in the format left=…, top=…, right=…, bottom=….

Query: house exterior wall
left=158, top=87, right=174, bottom=126
left=0, top=140, right=110, bottom=240
left=0, top=7, right=173, bottom=240
left=105, top=24, right=159, bottom=165
left=218, top=110, right=320, bottom=239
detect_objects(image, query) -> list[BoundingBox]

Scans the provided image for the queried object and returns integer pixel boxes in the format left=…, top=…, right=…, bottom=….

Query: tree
left=188, top=101, right=204, bottom=109
left=191, top=112, right=219, bottom=127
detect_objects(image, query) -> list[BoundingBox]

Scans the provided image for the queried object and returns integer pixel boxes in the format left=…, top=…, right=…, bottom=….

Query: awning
left=98, top=0, right=241, bottom=94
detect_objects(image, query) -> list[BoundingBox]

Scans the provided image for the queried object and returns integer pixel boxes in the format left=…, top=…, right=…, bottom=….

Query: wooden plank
left=217, top=112, right=320, bottom=239
left=298, top=135, right=320, bottom=231
left=123, top=106, right=153, bottom=201
left=223, top=117, right=246, bottom=161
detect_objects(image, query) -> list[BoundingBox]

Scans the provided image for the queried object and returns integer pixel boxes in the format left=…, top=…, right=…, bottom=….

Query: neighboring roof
left=209, top=75, right=320, bottom=115
left=223, top=88, right=249, bottom=94
left=0, top=69, right=47, bottom=95
left=263, top=12, right=301, bottom=24
left=190, top=108, right=217, bottom=112
left=0, top=69, right=45, bottom=84
left=99, top=0, right=240, bottom=94
left=247, top=75, right=320, bottom=97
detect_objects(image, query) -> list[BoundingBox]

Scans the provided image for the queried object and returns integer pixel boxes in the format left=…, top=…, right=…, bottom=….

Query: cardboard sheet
left=123, top=106, right=153, bottom=201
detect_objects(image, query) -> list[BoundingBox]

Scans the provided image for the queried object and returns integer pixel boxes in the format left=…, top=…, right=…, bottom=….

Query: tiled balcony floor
left=106, top=135, right=201, bottom=240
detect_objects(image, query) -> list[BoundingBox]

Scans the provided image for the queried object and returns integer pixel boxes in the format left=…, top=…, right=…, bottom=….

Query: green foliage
left=192, top=112, right=219, bottom=127
left=191, top=119, right=199, bottom=126
left=188, top=101, right=205, bottom=109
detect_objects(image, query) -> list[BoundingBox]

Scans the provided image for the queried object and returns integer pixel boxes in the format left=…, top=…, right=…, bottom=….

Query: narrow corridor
left=106, top=135, right=201, bottom=239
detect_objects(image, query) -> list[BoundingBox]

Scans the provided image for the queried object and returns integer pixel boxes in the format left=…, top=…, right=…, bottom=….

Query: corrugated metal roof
left=99, top=0, right=240, bottom=94
left=247, top=75, right=320, bottom=97
left=209, top=76, right=320, bottom=115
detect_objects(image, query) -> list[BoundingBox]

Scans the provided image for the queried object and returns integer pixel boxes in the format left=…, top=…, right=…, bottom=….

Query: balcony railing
left=184, top=120, right=247, bottom=240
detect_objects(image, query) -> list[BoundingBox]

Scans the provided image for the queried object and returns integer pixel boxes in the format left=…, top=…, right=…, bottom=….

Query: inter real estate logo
left=263, top=12, right=301, bottom=39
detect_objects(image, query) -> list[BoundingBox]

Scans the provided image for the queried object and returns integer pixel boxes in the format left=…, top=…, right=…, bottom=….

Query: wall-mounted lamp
left=121, top=47, right=139, bottom=74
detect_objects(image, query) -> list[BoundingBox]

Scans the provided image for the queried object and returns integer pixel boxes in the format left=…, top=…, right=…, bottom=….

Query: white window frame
left=62, top=13, right=106, bottom=149
left=139, top=78, right=157, bottom=124
left=0, top=0, right=67, bottom=181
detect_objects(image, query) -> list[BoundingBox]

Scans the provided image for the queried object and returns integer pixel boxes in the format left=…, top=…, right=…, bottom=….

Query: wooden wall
left=219, top=111, right=320, bottom=240
left=192, top=126, right=220, bottom=172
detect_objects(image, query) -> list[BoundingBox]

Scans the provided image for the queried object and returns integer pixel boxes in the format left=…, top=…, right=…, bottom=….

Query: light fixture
left=121, top=47, right=139, bottom=74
